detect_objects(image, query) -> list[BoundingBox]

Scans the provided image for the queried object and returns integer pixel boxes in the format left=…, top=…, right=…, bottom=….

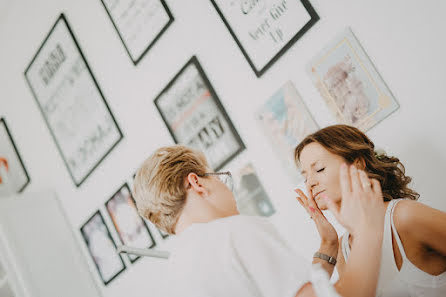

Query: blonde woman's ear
left=187, top=173, right=208, bottom=196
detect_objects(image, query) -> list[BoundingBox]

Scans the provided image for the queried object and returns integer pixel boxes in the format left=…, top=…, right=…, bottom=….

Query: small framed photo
left=233, top=163, right=275, bottom=217
left=307, top=27, right=399, bottom=131
left=80, top=211, right=126, bottom=285
left=154, top=56, right=245, bottom=170
left=100, top=0, right=174, bottom=65
left=210, top=0, right=319, bottom=77
left=24, top=14, right=123, bottom=187
left=256, top=81, right=318, bottom=182
left=0, top=118, right=30, bottom=196
left=105, top=183, right=156, bottom=263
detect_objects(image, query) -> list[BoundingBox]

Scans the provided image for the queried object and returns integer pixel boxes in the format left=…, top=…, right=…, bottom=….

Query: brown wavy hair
left=294, top=125, right=419, bottom=201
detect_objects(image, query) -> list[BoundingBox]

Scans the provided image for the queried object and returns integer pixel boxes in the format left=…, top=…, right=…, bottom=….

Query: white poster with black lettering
left=210, top=0, right=319, bottom=76
left=100, top=0, right=173, bottom=64
left=154, top=56, right=245, bottom=171
left=24, top=14, right=123, bottom=186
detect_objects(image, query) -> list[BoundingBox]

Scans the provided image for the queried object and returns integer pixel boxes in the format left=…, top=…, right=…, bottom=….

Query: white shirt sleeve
left=229, top=217, right=311, bottom=297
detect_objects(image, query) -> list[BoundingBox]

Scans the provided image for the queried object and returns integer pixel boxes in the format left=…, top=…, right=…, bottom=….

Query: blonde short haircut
left=133, top=145, right=209, bottom=234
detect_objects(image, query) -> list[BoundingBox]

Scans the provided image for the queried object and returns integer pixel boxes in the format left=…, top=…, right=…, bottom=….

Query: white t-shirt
left=163, top=215, right=334, bottom=297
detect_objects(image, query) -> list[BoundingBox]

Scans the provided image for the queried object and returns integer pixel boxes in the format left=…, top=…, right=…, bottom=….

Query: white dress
left=164, top=215, right=339, bottom=297
left=341, top=199, right=446, bottom=297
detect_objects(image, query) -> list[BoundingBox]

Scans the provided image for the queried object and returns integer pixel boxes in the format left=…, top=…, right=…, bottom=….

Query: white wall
left=1, top=0, right=446, bottom=296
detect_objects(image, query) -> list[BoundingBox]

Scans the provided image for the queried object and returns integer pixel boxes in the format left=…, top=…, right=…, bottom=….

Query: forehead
left=299, top=142, right=333, bottom=167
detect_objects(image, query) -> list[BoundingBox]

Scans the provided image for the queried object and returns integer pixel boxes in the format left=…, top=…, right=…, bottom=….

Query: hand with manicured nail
left=325, top=164, right=386, bottom=237
left=295, top=185, right=338, bottom=245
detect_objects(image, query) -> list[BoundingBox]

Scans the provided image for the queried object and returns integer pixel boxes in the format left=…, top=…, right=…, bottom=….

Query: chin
left=316, top=201, right=328, bottom=211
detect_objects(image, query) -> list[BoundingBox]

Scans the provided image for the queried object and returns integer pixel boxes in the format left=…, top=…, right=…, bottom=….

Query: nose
left=306, top=174, right=319, bottom=190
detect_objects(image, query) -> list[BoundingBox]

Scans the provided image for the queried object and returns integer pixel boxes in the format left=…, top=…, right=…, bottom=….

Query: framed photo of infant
left=307, top=27, right=399, bottom=131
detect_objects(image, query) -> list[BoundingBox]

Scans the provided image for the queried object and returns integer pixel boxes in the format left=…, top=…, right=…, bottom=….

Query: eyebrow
left=301, top=162, right=317, bottom=175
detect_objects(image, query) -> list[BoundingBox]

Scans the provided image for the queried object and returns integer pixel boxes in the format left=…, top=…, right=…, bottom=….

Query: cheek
left=324, top=170, right=341, bottom=197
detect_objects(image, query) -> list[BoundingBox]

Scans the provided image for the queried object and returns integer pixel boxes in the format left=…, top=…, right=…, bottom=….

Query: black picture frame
left=154, top=56, right=245, bottom=171
left=100, top=0, right=174, bottom=65
left=80, top=210, right=126, bottom=285
left=105, top=183, right=156, bottom=263
left=24, top=14, right=123, bottom=187
left=0, top=118, right=31, bottom=194
left=209, top=0, right=319, bottom=77
left=158, top=228, right=169, bottom=239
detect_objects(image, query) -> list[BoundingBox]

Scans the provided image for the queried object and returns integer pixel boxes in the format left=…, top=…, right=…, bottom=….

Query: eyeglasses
left=200, top=171, right=233, bottom=191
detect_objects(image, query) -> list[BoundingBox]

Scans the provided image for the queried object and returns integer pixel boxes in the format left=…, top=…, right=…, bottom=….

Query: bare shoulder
left=393, top=200, right=424, bottom=227
left=393, top=199, right=442, bottom=235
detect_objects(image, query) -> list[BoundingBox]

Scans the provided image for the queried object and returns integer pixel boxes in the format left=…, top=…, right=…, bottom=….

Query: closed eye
left=317, top=168, right=325, bottom=173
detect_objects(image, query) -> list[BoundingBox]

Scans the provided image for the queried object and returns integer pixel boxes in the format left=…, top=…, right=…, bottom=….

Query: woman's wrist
left=320, top=238, right=338, bottom=248
left=352, top=223, right=384, bottom=241
left=318, top=240, right=338, bottom=258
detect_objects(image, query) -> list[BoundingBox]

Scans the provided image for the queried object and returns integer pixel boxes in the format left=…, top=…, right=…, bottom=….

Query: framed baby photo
left=24, top=14, right=123, bottom=187
left=105, top=183, right=156, bottom=263
left=209, top=0, right=319, bottom=77
left=0, top=118, right=30, bottom=196
left=80, top=210, right=126, bottom=285
left=100, top=0, right=174, bottom=65
left=307, top=27, right=399, bottom=131
left=154, top=56, right=245, bottom=171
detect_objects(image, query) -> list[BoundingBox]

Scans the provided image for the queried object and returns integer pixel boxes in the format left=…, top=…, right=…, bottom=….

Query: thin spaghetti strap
left=341, top=232, right=350, bottom=260
left=390, top=199, right=408, bottom=260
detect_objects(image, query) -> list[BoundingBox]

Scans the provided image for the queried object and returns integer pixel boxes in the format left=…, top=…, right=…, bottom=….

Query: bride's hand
left=326, top=164, right=386, bottom=237
left=295, top=185, right=338, bottom=245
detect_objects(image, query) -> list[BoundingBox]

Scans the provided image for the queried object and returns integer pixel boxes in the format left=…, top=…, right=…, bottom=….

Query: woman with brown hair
left=295, top=124, right=446, bottom=297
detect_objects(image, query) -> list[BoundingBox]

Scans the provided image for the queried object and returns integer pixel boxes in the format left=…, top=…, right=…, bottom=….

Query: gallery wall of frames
left=1, top=0, right=446, bottom=296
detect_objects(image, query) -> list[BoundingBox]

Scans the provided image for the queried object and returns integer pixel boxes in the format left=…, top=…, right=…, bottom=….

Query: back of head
left=295, top=124, right=419, bottom=201
left=133, top=145, right=209, bottom=234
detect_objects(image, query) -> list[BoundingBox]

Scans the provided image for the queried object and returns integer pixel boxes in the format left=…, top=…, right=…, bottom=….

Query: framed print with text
left=80, top=211, right=126, bottom=285
left=105, top=183, right=156, bottom=263
left=24, top=14, right=123, bottom=187
left=154, top=56, right=245, bottom=171
left=100, top=0, right=174, bottom=65
left=0, top=118, right=30, bottom=196
left=209, top=0, right=319, bottom=77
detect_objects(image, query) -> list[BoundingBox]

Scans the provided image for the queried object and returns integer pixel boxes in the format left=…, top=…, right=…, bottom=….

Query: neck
left=174, top=202, right=234, bottom=234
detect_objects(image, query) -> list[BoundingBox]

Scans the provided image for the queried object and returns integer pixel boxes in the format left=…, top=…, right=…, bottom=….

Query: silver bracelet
left=313, top=252, right=337, bottom=265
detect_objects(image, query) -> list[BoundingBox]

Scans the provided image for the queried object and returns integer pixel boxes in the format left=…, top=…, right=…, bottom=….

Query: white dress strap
left=389, top=199, right=409, bottom=261
left=341, top=200, right=396, bottom=262
left=341, top=232, right=350, bottom=261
